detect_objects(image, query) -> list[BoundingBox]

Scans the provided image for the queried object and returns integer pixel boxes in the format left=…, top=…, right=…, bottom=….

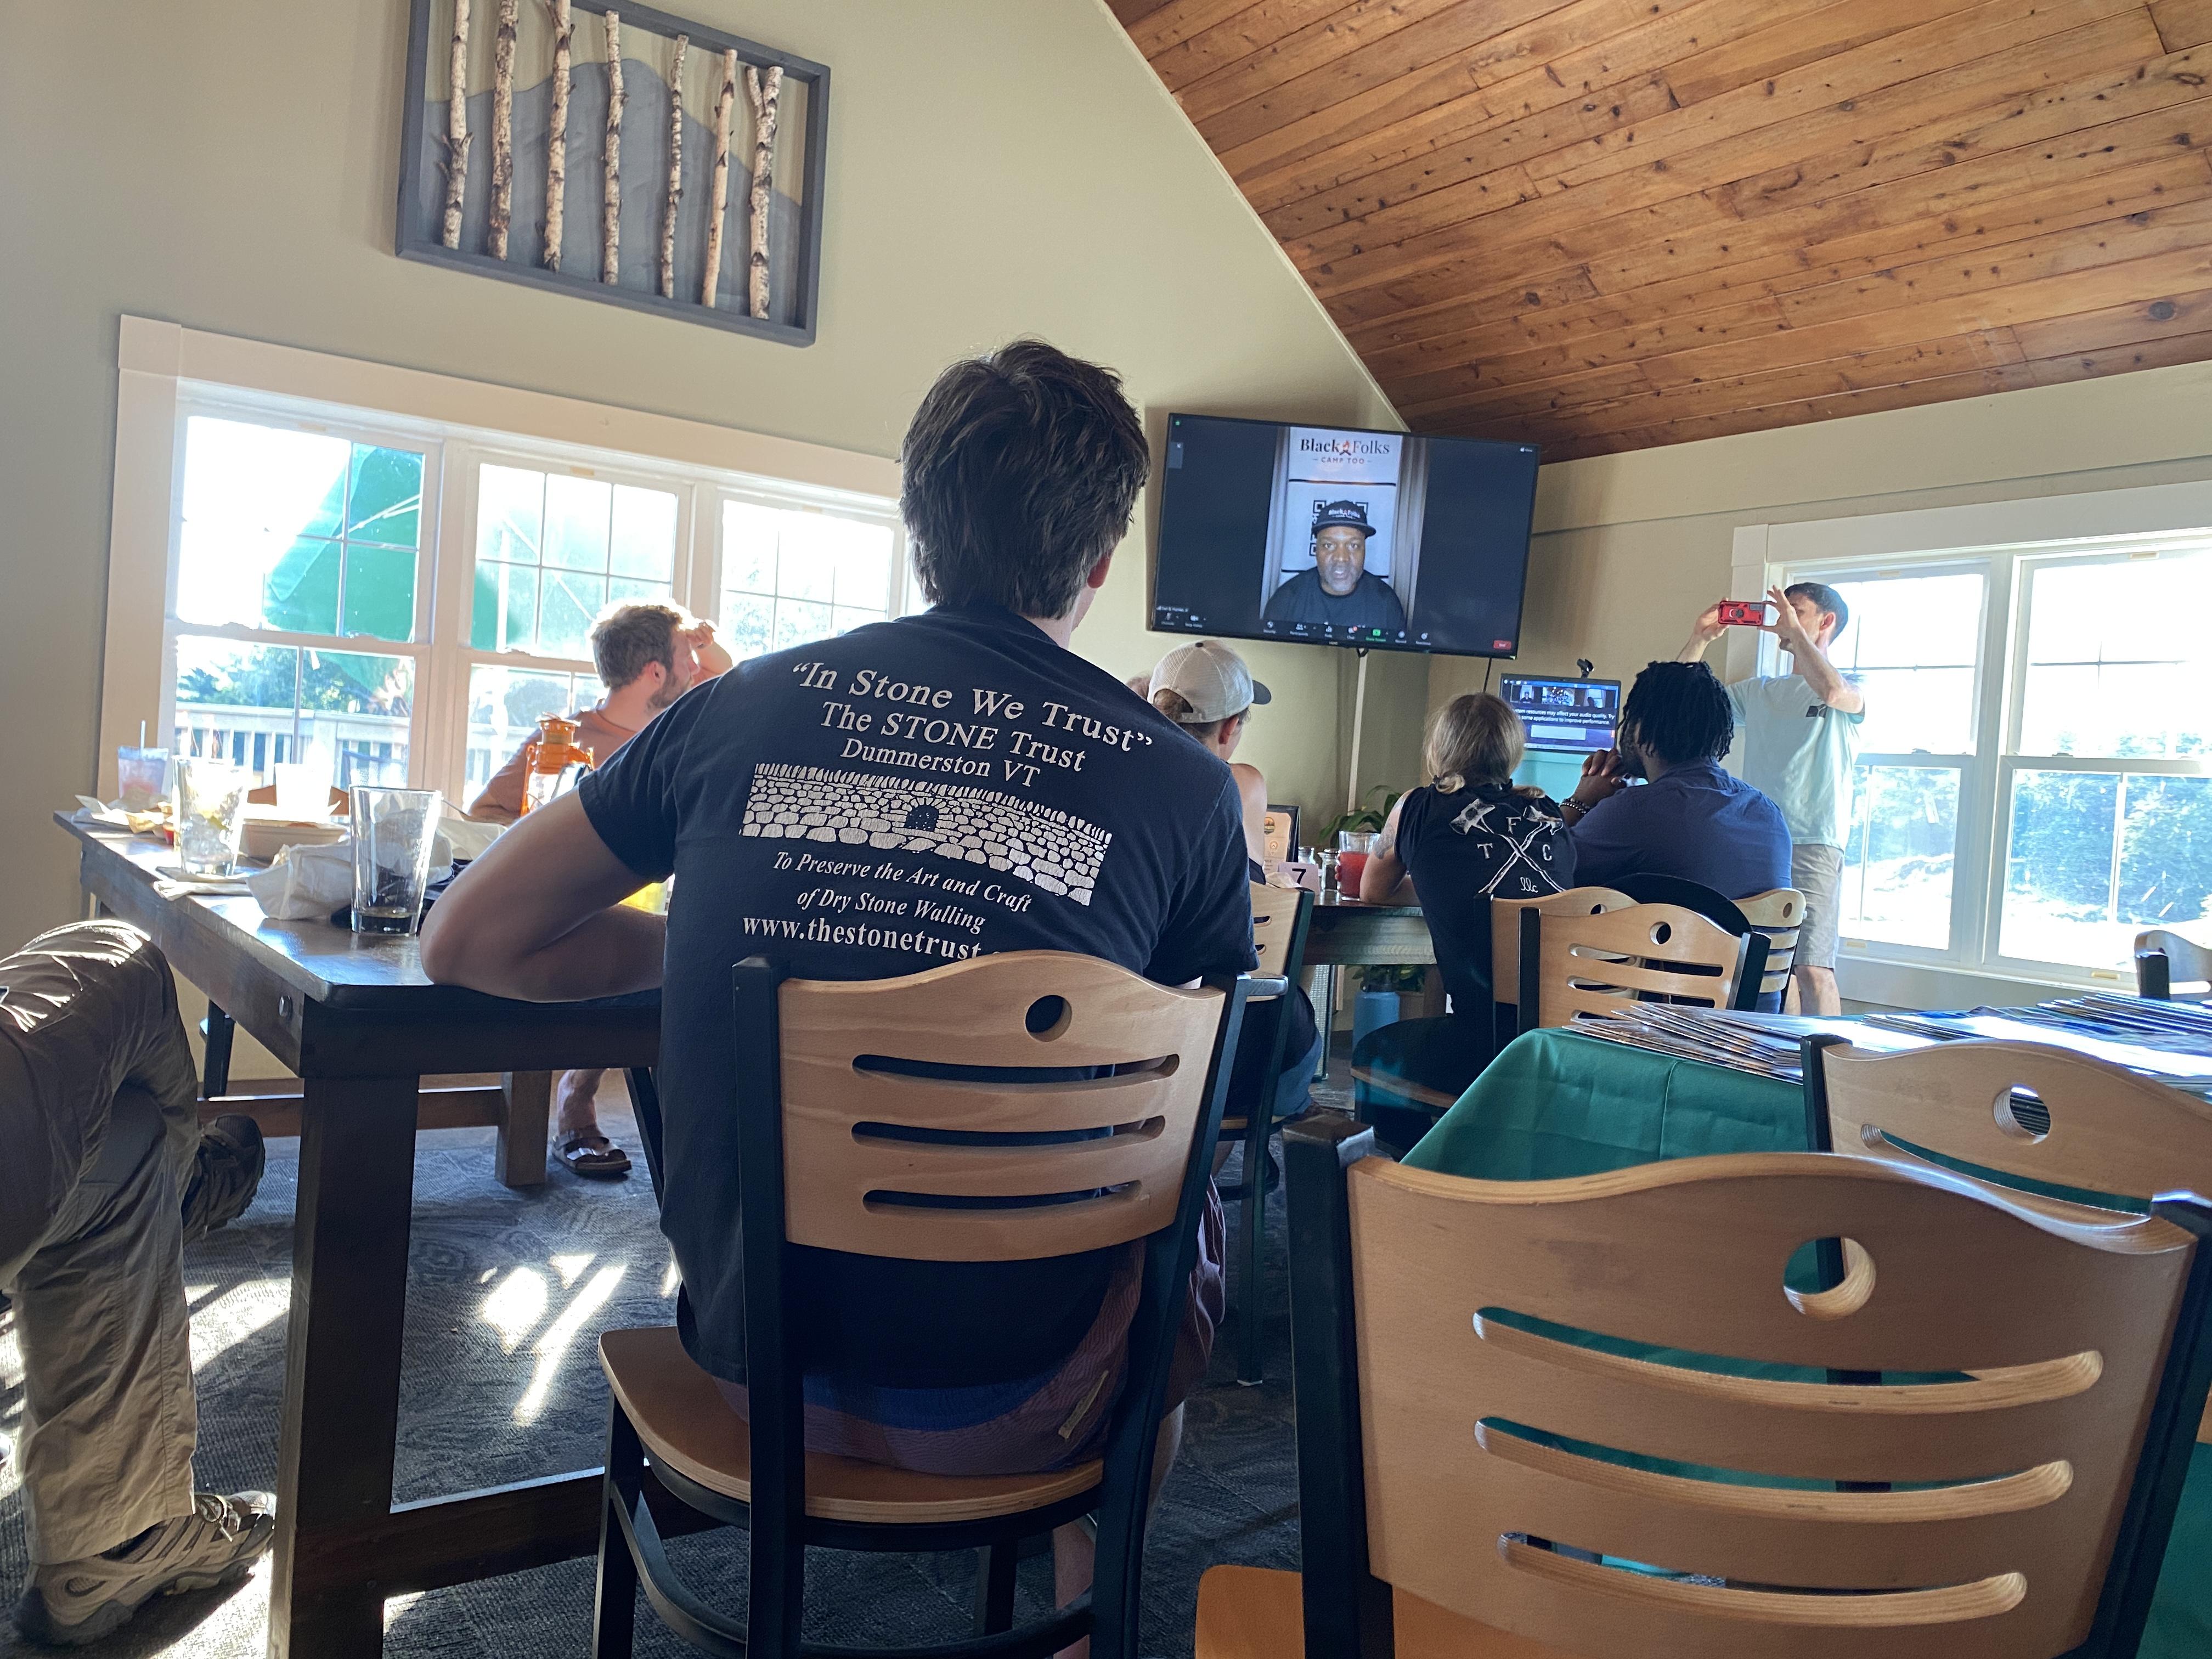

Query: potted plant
left=1324, top=785, right=1400, bottom=844
left=1351, top=963, right=1426, bottom=1049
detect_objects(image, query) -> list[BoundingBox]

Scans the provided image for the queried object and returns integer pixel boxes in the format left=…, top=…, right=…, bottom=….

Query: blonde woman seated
left=1149, top=642, right=1322, bottom=1124
left=1353, top=692, right=1576, bottom=1147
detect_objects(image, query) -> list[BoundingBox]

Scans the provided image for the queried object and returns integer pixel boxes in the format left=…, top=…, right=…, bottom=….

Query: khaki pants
left=0, top=923, right=201, bottom=1564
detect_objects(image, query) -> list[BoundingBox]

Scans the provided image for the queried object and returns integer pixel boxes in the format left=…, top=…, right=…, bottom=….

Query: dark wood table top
left=1309, top=891, right=1420, bottom=913
left=60, top=814, right=453, bottom=1006
left=57, top=814, right=659, bottom=1075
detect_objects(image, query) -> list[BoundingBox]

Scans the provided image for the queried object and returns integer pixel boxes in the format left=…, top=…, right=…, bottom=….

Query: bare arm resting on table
left=1358, top=793, right=1417, bottom=904
left=419, top=791, right=665, bottom=1001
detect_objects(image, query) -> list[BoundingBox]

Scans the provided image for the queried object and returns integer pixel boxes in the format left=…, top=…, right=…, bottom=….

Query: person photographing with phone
left=1678, top=582, right=1865, bottom=1014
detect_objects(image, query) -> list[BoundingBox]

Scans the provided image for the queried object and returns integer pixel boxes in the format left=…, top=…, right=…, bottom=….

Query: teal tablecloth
left=1401, top=1028, right=2212, bottom=1658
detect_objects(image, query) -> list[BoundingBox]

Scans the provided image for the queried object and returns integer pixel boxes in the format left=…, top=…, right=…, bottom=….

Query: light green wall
left=0, top=0, right=1408, bottom=952
left=1431, top=360, right=2212, bottom=720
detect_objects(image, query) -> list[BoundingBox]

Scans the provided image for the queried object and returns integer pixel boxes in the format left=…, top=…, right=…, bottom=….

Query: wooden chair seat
left=1197, top=1565, right=1564, bottom=1659
left=599, top=1327, right=1101, bottom=1525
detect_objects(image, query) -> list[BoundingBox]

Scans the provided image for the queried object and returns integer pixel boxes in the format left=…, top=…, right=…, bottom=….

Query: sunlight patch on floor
left=188, top=1281, right=288, bottom=1372
left=515, top=1265, right=624, bottom=1425
left=479, top=1267, right=550, bottom=1355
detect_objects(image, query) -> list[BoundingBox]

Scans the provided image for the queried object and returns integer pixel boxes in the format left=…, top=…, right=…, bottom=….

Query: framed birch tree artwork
left=397, top=0, right=828, bottom=344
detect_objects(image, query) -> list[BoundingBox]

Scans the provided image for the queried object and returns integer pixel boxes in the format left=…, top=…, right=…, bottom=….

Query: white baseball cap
left=1148, top=640, right=1271, bottom=723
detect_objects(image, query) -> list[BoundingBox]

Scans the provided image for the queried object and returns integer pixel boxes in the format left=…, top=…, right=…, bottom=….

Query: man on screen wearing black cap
left=1261, top=500, right=1409, bottom=634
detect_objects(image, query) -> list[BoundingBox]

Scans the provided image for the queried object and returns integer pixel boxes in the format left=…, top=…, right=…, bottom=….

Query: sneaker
left=179, top=1115, right=266, bottom=1245
left=14, top=1491, right=276, bottom=1647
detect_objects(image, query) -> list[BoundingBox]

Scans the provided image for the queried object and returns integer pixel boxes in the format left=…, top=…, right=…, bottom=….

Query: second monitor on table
left=1499, top=674, right=1618, bottom=754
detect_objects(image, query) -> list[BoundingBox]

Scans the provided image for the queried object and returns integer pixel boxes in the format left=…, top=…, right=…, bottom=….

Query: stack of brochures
left=1566, top=994, right=2212, bottom=1099
left=1567, top=1007, right=1923, bottom=1083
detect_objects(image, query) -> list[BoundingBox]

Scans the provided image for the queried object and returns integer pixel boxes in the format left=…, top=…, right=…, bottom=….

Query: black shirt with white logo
left=1394, top=782, right=1575, bottom=1037
left=578, top=603, right=1256, bottom=1392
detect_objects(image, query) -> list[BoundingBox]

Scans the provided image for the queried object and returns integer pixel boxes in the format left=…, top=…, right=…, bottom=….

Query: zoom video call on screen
left=1150, top=413, right=1542, bottom=657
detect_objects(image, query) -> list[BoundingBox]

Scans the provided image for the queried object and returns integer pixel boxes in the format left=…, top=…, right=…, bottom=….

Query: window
left=171, top=415, right=430, bottom=789
left=155, top=392, right=904, bottom=814
left=718, top=496, right=899, bottom=661
left=471, top=465, right=680, bottom=656
left=1998, top=551, right=2212, bottom=974
left=1826, top=567, right=1986, bottom=953
left=1782, top=533, right=2212, bottom=984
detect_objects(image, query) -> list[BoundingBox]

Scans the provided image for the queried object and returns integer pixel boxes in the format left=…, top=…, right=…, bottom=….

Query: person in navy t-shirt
left=421, top=342, right=1256, bottom=1606
left=1559, top=659, right=1792, bottom=900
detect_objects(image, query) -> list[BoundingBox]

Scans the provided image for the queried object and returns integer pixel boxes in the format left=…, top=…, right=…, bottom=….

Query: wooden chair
left=1194, top=1114, right=2212, bottom=1659
left=2136, top=929, right=2212, bottom=1001
left=1487, top=886, right=1634, bottom=1051
left=1610, top=875, right=1803, bottom=1006
left=1803, top=1035, right=2212, bottom=1441
left=594, top=950, right=1272, bottom=1659
left=1740, top=886, right=1805, bottom=1002
left=1517, top=901, right=1768, bottom=1034
left=1218, top=883, right=1317, bottom=1385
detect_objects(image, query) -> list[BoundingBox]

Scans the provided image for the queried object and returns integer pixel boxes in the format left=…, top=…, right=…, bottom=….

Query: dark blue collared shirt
left=1568, top=758, right=1792, bottom=900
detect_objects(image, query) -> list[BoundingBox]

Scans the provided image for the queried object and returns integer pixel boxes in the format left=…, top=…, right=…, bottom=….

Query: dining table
left=55, top=813, right=662, bottom=1659
left=1288, top=891, right=1438, bottom=1077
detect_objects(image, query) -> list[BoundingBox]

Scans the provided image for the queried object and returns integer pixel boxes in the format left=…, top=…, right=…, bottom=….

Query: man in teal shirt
left=1679, top=582, right=1864, bottom=1013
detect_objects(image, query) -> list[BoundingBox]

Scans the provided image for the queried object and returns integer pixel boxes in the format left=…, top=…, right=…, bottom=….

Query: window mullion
left=164, top=618, right=427, bottom=657
left=424, top=436, right=475, bottom=800
left=1956, top=553, right=2015, bottom=972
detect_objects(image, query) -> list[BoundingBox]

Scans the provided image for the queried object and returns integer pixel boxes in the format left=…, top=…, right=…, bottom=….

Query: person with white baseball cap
left=1144, top=640, right=1320, bottom=1130
left=1146, top=640, right=1273, bottom=865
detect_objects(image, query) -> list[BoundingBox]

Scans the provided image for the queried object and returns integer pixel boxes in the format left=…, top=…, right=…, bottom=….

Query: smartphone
left=1717, top=599, right=1770, bottom=627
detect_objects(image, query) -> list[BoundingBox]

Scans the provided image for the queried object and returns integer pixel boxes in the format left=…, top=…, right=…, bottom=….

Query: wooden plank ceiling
left=1109, top=0, right=2212, bottom=459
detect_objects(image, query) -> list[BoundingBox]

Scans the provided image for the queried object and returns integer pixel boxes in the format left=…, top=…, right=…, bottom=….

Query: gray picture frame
left=396, top=0, right=829, bottom=344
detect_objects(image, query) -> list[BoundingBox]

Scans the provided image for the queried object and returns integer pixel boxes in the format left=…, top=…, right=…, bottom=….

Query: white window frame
left=163, top=393, right=447, bottom=787
left=1734, top=479, right=2212, bottom=1006
left=102, top=318, right=903, bottom=809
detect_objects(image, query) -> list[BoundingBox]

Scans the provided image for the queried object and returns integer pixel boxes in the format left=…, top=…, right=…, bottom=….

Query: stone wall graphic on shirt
left=1449, top=795, right=1568, bottom=899
left=742, top=764, right=1110, bottom=904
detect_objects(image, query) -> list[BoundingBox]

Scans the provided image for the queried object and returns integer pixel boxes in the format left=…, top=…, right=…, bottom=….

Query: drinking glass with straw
left=117, top=718, right=168, bottom=813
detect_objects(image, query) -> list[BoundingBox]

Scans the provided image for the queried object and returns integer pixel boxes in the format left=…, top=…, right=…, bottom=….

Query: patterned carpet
left=1, top=1071, right=1353, bottom=1658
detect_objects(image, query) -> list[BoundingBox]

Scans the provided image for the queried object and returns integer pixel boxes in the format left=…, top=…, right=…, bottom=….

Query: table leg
left=1312, top=966, right=1337, bottom=1081
left=267, top=1075, right=421, bottom=1659
left=496, top=1071, right=552, bottom=1189
left=201, top=1005, right=236, bottom=1100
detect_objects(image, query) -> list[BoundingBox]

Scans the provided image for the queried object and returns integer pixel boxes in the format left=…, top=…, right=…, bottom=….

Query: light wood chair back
left=770, top=949, right=1229, bottom=1263
left=1292, top=1119, right=2212, bottom=1659
left=1488, top=885, right=1633, bottom=1038
left=1249, top=882, right=1304, bottom=978
left=2137, top=928, right=2212, bottom=999
left=1520, top=901, right=1764, bottom=1032
left=1810, top=1037, right=2212, bottom=1213
left=1740, top=885, right=1803, bottom=998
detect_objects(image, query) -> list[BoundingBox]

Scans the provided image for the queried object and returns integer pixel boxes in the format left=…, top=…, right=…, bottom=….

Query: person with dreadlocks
left=1558, top=659, right=1791, bottom=901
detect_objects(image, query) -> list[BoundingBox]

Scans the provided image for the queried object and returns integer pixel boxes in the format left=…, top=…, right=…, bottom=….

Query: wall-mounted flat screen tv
left=1150, top=413, right=1541, bottom=657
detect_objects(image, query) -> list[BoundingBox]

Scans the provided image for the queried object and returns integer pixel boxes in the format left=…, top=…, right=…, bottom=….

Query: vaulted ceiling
left=1109, top=0, right=2212, bottom=459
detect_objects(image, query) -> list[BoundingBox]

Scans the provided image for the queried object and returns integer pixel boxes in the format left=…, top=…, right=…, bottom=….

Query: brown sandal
left=556, top=1131, right=631, bottom=1180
